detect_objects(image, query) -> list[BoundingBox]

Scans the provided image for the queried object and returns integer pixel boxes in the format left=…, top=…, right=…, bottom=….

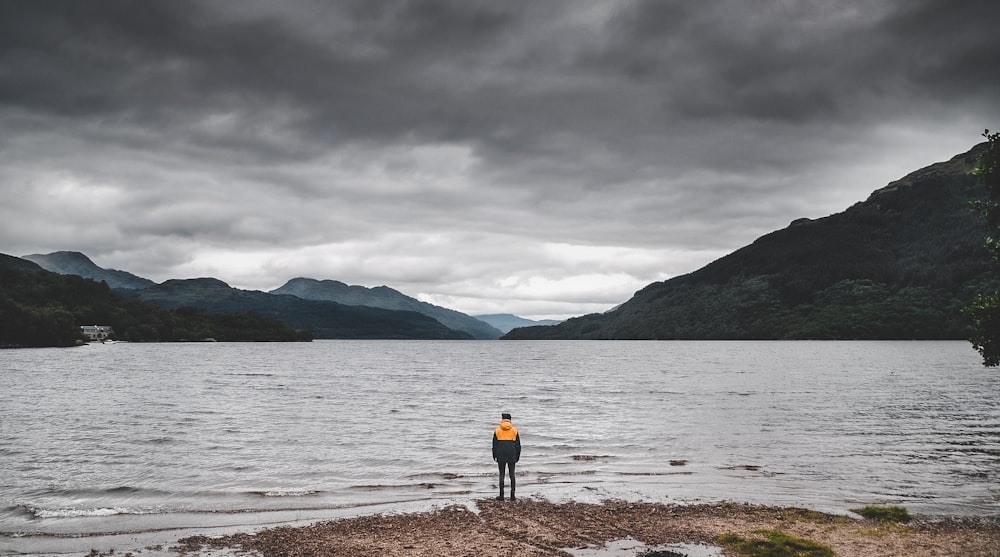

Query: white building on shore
left=80, top=325, right=115, bottom=341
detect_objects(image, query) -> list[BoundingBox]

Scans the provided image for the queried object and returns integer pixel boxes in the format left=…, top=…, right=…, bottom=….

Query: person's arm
left=514, top=433, right=521, bottom=462
left=492, top=432, right=498, bottom=461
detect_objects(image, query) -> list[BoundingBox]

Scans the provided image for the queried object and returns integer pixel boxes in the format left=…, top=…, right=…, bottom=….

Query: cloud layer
left=2, top=0, right=998, bottom=319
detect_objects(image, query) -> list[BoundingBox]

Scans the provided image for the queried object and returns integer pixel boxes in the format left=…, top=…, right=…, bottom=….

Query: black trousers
left=497, top=460, right=516, bottom=495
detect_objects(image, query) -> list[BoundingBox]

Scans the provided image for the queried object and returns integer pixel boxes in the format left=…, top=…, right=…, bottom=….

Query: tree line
left=0, top=261, right=311, bottom=347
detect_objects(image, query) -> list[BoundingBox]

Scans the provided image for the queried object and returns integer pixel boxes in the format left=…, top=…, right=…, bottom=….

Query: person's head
left=501, top=412, right=511, bottom=421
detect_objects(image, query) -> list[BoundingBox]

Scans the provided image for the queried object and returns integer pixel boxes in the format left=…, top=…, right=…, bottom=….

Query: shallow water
left=1, top=340, right=998, bottom=554
left=566, top=538, right=724, bottom=557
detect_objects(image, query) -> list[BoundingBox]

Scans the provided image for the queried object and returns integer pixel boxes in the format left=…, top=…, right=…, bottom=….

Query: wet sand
left=174, top=499, right=1000, bottom=556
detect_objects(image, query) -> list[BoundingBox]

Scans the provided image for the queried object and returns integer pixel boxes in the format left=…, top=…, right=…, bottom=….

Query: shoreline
left=170, top=499, right=1000, bottom=557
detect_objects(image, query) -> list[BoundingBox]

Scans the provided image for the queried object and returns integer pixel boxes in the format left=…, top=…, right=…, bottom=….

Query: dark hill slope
left=0, top=254, right=309, bottom=346
left=505, top=144, right=998, bottom=340
left=0, top=253, right=47, bottom=275
left=121, top=278, right=471, bottom=340
left=272, top=278, right=502, bottom=339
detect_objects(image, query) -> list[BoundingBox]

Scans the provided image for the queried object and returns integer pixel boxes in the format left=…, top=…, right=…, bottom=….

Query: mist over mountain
left=14, top=253, right=501, bottom=339
left=505, top=144, right=998, bottom=340
left=474, top=314, right=562, bottom=334
left=23, top=251, right=156, bottom=290
left=271, top=278, right=502, bottom=339
left=2, top=250, right=475, bottom=342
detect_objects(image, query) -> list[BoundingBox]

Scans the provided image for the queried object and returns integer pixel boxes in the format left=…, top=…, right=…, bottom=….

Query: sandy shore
left=173, top=499, right=1000, bottom=556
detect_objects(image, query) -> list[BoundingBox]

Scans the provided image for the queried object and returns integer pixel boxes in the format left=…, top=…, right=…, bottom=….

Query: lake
left=1, top=340, right=998, bottom=555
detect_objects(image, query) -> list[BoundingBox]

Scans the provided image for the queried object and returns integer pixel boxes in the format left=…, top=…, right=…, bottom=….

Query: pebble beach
left=172, top=499, right=1000, bottom=557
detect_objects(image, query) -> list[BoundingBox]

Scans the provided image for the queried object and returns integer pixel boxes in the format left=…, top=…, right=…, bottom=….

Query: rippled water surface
left=1, top=340, right=998, bottom=554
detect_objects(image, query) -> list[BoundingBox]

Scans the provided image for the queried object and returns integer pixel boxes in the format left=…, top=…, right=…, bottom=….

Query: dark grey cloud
left=1, top=0, right=997, bottom=319
left=595, top=0, right=1000, bottom=123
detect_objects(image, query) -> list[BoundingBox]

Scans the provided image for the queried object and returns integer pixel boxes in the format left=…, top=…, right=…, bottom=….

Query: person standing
left=492, top=412, right=521, bottom=501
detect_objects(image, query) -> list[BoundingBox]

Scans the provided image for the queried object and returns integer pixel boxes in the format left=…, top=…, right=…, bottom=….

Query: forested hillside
left=0, top=255, right=311, bottom=347
left=14, top=251, right=486, bottom=340
left=121, top=278, right=473, bottom=340
left=505, top=144, right=999, bottom=340
left=271, top=278, right=502, bottom=339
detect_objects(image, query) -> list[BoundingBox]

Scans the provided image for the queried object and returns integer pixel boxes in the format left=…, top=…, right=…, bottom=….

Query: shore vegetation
left=718, top=529, right=833, bottom=557
left=849, top=505, right=912, bottom=523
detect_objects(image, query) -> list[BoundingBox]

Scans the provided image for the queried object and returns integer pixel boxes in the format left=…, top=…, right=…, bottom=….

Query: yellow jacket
left=492, top=419, right=521, bottom=462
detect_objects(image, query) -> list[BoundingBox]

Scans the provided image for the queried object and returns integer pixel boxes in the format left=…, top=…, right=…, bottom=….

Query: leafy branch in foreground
left=966, top=129, right=1000, bottom=366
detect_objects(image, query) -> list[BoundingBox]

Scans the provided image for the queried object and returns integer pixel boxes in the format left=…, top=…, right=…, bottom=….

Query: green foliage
left=718, top=529, right=833, bottom=557
left=974, top=129, right=1000, bottom=179
left=0, top=260, right=311, bottom=347
left=967, top=129, right=1000, bottom=366
left=965, top=291, right=1000, bottom=366
left=849, top=505, right=912, bottom=523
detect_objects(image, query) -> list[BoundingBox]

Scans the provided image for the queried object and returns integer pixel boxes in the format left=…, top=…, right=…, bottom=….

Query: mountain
left=505, top=144, right=999, bottom=340
left=0, top=254, right=310, bottom=346
left=271, top=278, right=503, bottom=339
left=121, top=278, right=472, bottom=340
left=19, top=252, right=487, bottom=339
left=23, top=251, right=156, bottom=290
left=474, top=313, right=562, bottom=334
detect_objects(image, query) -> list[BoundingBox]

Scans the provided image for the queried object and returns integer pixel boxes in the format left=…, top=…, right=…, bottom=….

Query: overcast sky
left=2, top=0, right=998, bottom=320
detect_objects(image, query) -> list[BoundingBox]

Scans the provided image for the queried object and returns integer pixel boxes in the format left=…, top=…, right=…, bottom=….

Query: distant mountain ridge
left=16, top=251, right=506, bottom=339
left=119, top=277, right=470, bottom=340
left=474, top=314, right=561, bottom=334
left=20, top=144, right=994, bottom=342
left=271, top=278, right=502, bottom=339
left=505, top=143, right=999, bottom=340
left=23, top=251, right=156, bottom=289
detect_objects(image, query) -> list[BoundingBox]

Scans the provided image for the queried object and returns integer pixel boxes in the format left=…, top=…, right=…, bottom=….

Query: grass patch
left=718, top=529, right=833, bottom=557
left=850, top=505, right=912, bottom=523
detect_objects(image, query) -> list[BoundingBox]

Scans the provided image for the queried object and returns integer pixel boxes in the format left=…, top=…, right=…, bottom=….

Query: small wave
left=620, top=471, right=694, bottom=477
left=347, top=481, right=459, bottom=492
left=7, top=504, right=37, bottom=520
left=405, top=472, right=470, bottom=480
left=104, top=485, right=145, bottom=494
left=141, top=437, right=177, bottom=445
left=106, top=486, right=171, bottom=496
left=251, top=490, right=320, bottom=497
left=31, top=486, right=169, bottom=498
left=535, top=470, right=598, bottom=478
left=349, top=483, right=410, bottom=492
left=571, top=454, right=612, bottom=461
left=29, top=506, right=157, bottom=519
